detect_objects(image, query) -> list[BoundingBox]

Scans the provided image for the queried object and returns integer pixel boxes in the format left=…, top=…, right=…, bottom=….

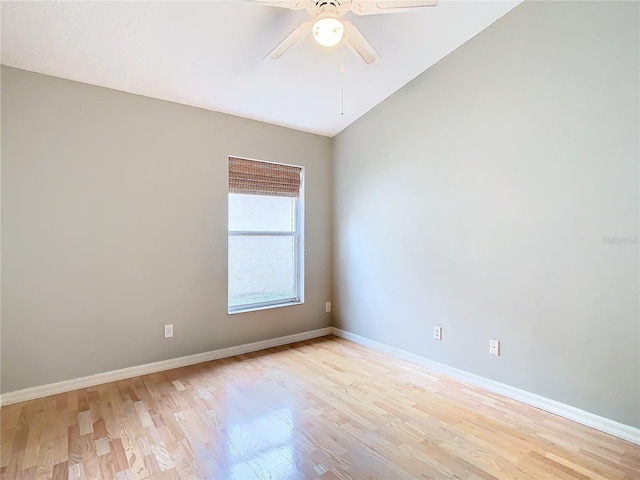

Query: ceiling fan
left=251, top=0, right=439, bottom=64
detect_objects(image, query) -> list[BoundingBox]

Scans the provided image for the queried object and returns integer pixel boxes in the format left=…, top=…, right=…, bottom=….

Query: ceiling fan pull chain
left=340, top=37, right=345, bottom=116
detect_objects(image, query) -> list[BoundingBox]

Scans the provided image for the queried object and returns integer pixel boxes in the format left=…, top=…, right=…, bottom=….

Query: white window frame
left=227, top=162, right=305, bottom=314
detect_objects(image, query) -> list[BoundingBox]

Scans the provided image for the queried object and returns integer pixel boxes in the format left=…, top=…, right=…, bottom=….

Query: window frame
left=227, top=159, right=305, bottom=314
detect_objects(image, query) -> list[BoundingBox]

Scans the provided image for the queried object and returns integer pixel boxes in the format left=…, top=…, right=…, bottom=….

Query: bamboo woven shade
left=229, top=157, right=301, bottom=198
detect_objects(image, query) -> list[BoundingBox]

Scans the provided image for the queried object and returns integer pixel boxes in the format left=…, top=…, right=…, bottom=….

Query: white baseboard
left=3, top=325, right=638, bottom=446
left=331, top=327, right=640, bottom=446
left=0, top=327, right=332, bottom=407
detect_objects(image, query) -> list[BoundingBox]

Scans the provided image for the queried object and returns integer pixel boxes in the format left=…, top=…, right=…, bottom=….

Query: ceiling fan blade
left=267, top=21, right=313, bottom=59
left=351, top=0, right=438, bottom=15
left=247, top=0, right=306, bottom=10
left=343, top=21, right=380, bottom=64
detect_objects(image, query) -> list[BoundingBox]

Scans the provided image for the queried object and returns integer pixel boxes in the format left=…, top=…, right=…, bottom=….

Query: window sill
left=228, top=301, right=304, bottom=315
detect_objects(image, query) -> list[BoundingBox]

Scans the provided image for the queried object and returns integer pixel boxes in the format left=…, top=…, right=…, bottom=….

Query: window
left=228, top=157, right=304, bottom=313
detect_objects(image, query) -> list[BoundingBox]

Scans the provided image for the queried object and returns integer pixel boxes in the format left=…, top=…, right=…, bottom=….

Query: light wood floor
left=1, top=336, right=638, bottom=479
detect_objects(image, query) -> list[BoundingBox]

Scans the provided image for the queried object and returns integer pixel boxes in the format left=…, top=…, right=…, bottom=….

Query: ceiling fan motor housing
left=312, top=0, right=345, bottom=17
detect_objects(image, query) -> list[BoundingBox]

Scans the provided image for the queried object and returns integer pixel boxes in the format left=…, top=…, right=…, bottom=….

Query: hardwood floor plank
left=50, top=461, right=67, bottom=480
left=97, top=456, right=117, bottom=479
left=78, top=410, right=94, bottom=436
left=150, top=441, right=173, bottom=472
left=110, top=438, right=131, bottom=473
left=1, top=335, right=638, bottom=479
left=95, top=437, right=111, bottom=457
left=119, top=423, right=147, bottom=478
left=67, top=462, right=84, bottom=480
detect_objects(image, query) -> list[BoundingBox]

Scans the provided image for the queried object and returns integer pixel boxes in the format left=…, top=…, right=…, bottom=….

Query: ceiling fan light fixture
left=312, top=17, right=344, bottom=47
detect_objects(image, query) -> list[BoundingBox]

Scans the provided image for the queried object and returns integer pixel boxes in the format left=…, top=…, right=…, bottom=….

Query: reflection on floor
left=1, top=335, right=639, bottom=479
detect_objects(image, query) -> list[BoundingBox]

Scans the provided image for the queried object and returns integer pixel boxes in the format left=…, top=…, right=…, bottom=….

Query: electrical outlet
left=164, top=324, right=174, bottom=338
left=489, top=339, right=500, bottom=356
left=433, top=326, right=442, bottom=341
left=325, top=302, right=331, bottom=313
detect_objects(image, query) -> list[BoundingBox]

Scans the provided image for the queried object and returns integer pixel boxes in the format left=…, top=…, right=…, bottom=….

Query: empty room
left=1, top=0, right=638, bottom=479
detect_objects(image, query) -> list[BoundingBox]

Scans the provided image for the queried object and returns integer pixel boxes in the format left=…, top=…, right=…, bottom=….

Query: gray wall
left=1, top=67, right=332, bottom=393
left=333, top=1, right=639, bottom=427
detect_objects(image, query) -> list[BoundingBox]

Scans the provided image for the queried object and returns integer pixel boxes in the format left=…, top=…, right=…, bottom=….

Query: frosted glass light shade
left=312, top=18, right=344, bottom=47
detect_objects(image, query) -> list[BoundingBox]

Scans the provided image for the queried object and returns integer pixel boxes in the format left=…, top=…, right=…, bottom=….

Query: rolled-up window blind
left=229, top=157, right=301, bottom=198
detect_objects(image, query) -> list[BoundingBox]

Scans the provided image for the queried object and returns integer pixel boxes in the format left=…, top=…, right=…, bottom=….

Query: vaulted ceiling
left=1, top=0, right=522, bottom=136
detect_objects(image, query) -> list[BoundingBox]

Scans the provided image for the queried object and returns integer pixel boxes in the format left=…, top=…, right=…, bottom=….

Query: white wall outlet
left=164, top=324, right=174, bottom=338
left=325, top=302, right=331, bottom=313
left=489, top=339, right=500, bottom=356
left=433, top=326, right=442, bottom=341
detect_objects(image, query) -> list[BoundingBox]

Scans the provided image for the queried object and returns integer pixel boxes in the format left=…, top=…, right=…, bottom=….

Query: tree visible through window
left=228, top=157, right=304, bottom=312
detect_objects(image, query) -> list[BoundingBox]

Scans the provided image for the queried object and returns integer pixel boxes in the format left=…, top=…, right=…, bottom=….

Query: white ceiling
left=1, top=0, right=522, bottom=137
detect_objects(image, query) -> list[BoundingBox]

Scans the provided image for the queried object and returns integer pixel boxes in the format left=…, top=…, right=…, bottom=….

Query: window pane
left=229, top=194, right=295, bottom=232
left=228, top=235, right=296, bottom=307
